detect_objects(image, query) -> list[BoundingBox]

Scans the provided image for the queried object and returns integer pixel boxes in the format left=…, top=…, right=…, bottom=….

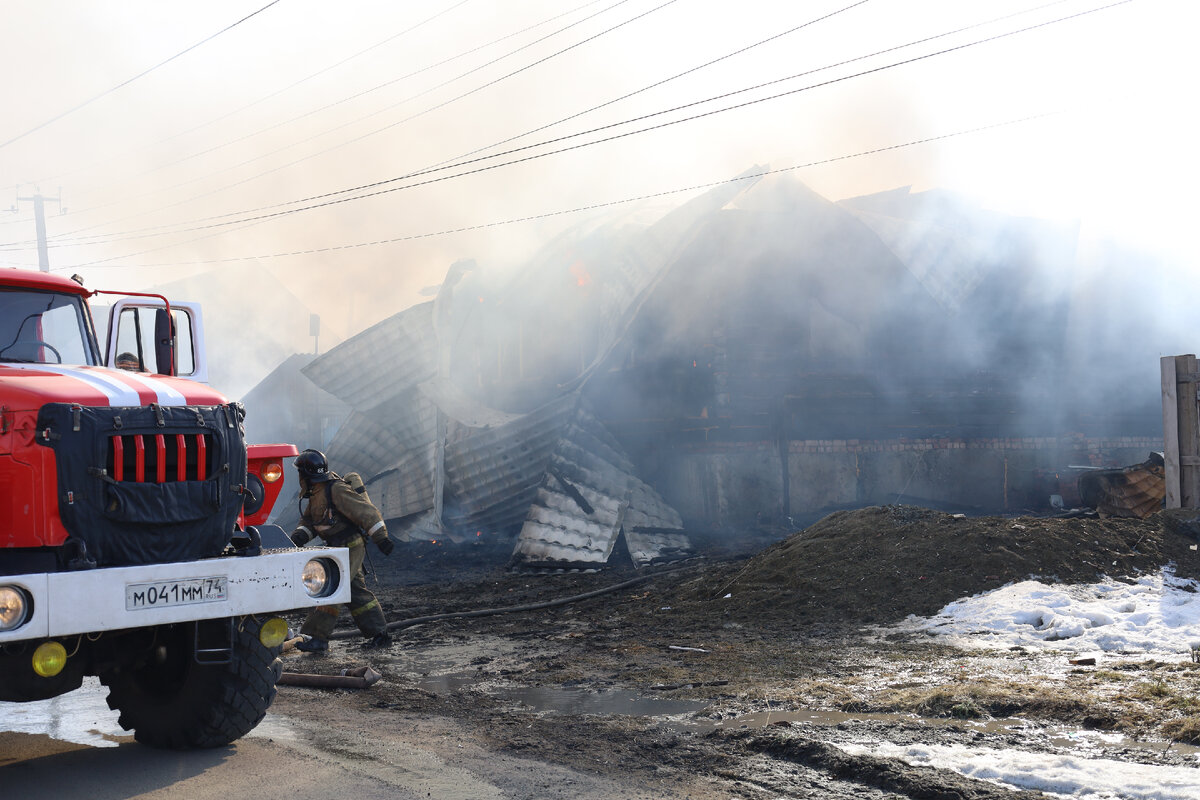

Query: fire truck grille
left=106, top=433, right=215, bottom=483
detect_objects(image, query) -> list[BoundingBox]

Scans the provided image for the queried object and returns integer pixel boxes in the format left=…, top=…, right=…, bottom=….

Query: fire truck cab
left=0, top=268, right=350, bottom=748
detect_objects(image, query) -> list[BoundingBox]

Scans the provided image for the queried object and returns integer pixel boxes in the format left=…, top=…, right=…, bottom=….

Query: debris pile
left=298, top=315, right=691, bottom=569
left=1077, top=452, right=1166, bottom=519
left=688, top=505, right=1200, bottom=626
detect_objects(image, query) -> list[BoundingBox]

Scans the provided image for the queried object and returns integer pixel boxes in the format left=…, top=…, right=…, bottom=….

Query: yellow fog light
left=0, top=586, right=31, bottom=631
left=301, top=559, right=329, bottom=597
left=259, top=616, right=288, bottom=648
left=32, top=641, right=67, bottom=678
left=262, top=461, right=283, bottom=483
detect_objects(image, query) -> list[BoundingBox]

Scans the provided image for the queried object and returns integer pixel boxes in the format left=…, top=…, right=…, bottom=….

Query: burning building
left=263, top=168, right=1162, bottom=567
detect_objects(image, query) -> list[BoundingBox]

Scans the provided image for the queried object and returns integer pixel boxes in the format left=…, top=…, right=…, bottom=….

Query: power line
left=415, top=0, right=878, bottom=182
left=0, top=1, right=284, bottom=151
left=20, top=0, right=606, bottom=222
left=13, top=0, right=647, bottom=244
left=125, top=0, right=601, bottom=181
left=26, top=0, right=480, bottom=190
left=12, top=0, right=1051, bottom=250
left=128, top=0, right=677, bottom=217
left=289, top=0, right=1078, bottom=208
left=61, top=114, right=1052, bottom=269
left=33, top=0, right=1126, bottom=252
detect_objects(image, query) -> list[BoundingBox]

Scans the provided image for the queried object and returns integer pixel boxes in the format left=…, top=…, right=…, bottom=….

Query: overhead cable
left=36, top=0, right=1129, bottom=252
left=26, top=0, right=479, bottom=189
left=136, top=0, right=677, bottom=215
left=65, top=114, right=1050, bottom=269
left=0, top=1, right=284, bottom=151
left=15, top=0, right=646, bottom=243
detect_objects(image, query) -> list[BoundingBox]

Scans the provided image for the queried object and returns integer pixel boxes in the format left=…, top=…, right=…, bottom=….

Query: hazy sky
left=0, top=0, right=1193, bottom=350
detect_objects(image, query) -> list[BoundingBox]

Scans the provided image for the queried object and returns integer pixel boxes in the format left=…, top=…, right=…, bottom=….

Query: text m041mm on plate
left=125, top=576, right=227, bottom=610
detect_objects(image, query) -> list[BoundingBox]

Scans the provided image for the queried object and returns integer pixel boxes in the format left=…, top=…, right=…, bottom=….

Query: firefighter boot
left=361, top=632, right=391, bottom=650
left=296, top=636, right=329, bottom=653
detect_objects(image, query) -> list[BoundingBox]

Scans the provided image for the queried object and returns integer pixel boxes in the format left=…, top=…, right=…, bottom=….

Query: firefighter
left=289, top=448, right=395, bottom=651
left=115, top=351, right=142, bottom=371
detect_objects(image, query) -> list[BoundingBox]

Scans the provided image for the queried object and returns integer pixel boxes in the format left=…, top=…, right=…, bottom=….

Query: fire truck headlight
left=0, top=585, right=31, bottom=631
left=301, top=558, right=337, bottom=597
left=261, top=461, right=283, bottom=483
left=32, top=641, right=67, bottom=678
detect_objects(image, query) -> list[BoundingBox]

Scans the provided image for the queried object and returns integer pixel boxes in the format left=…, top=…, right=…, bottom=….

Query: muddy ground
left=276, top=506, right=1200, bottom=799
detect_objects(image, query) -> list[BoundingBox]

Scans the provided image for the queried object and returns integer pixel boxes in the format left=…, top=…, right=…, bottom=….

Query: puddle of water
left=0, top=677, right=129, bottom=747
left=696, top=707, right=1009, bottom=732
left=499, top=685, right=707, bottom=717
left=392, top=633, right=710, bottom=718
left=416, top=670, right=708, bottom=717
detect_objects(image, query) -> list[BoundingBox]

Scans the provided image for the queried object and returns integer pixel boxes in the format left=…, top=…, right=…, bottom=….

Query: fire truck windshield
left=0, top=288, right=98, bottom=366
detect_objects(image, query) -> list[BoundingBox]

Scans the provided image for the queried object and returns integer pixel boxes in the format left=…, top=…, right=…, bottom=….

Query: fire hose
left=327, top=565, right=691, bottom=641
left=277, top=664, right=381, bottom=689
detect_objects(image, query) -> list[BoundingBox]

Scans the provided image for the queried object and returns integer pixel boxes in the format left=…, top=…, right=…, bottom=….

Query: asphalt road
left=0, top=733, right=416, bottom=800
left=0, top=679, right=714, bottom=800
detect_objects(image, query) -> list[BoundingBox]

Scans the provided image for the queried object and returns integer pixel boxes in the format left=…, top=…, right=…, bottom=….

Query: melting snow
left=840, top=740, right=1200, bottom=800
left=864, top=567, right=1200, bottom=798
left=897, top=569, right=1200, bottom=659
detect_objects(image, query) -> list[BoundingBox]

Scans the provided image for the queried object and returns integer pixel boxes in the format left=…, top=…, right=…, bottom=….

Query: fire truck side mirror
left=154, top=308, right=175, bottom=376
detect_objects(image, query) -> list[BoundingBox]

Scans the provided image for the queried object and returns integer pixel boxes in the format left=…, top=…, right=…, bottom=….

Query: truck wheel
left=100, top=616, right=282, bottom=749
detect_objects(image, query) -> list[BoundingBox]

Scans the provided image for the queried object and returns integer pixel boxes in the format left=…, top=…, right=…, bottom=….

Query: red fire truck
left=0, top=267, right=350, bottom=748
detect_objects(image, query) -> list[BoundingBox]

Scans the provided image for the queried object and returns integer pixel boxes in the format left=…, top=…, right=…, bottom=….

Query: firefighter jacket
left=292, top=474, right=388, bottom=547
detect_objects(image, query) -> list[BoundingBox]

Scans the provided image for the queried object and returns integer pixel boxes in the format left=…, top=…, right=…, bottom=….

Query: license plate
left=126, top=576, right=227, bottom=610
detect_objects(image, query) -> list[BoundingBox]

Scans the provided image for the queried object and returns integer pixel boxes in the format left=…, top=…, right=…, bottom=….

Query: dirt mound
left=701, top=505, right=1200, bottom=626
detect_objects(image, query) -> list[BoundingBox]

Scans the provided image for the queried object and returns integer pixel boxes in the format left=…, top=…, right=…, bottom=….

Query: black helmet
left=295, top=449, right=331, bottom=482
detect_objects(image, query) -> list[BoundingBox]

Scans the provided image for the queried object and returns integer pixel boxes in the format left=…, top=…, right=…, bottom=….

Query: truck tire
left=100, top=616, right=282, bottom=749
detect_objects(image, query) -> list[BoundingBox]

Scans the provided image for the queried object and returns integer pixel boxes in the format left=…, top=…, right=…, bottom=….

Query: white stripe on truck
left=6, top=364, right=188, bottom=406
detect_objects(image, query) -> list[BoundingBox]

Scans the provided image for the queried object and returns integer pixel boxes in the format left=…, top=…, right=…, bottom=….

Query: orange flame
left=569, top=261, right=592, bottom=287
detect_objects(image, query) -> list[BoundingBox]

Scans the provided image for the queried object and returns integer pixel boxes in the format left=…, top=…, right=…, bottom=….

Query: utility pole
left=14, top=188, right=63, bottom=272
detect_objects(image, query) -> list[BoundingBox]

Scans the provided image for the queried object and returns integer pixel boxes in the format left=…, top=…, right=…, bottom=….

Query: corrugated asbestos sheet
left=327, top=387, right=440, bottom=528
left=326, top=410, right=409, bottom=478
left=623, top=477, right=690, bottom=564
left=840, top=208, right=988, bottom=312
left=366, top=445, right=437, bottom=541
left=442, top=402, right=574, bottom=534
left=421, top=377, right=527, bottom=429
left=302, top=301, right=437, bottom=409
left=368, top=387, right=440, bottom=454
left=1078, top=453, right=1166, bottom=519
left=387, top=508, right=444, bottom=542
left=511, top=402, right=693, bottom=568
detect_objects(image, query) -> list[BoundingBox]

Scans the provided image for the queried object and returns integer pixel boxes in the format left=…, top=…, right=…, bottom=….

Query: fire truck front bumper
left=0, top=547, right=351, bottom=643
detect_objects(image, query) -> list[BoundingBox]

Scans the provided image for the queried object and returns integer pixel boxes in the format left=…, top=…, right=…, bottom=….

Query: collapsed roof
left=296, top=166, right=767, bottom=567
left=293, top=167, right=1095, bottom=560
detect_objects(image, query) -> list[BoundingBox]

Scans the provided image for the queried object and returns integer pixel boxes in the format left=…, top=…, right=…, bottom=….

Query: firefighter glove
left=290, top=527, right=312, bottom=547
left=376, top=536, right=394, bottom=556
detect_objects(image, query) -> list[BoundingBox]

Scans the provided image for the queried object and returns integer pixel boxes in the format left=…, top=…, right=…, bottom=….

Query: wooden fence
left=1161, top=354, right=1200, bottom=508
